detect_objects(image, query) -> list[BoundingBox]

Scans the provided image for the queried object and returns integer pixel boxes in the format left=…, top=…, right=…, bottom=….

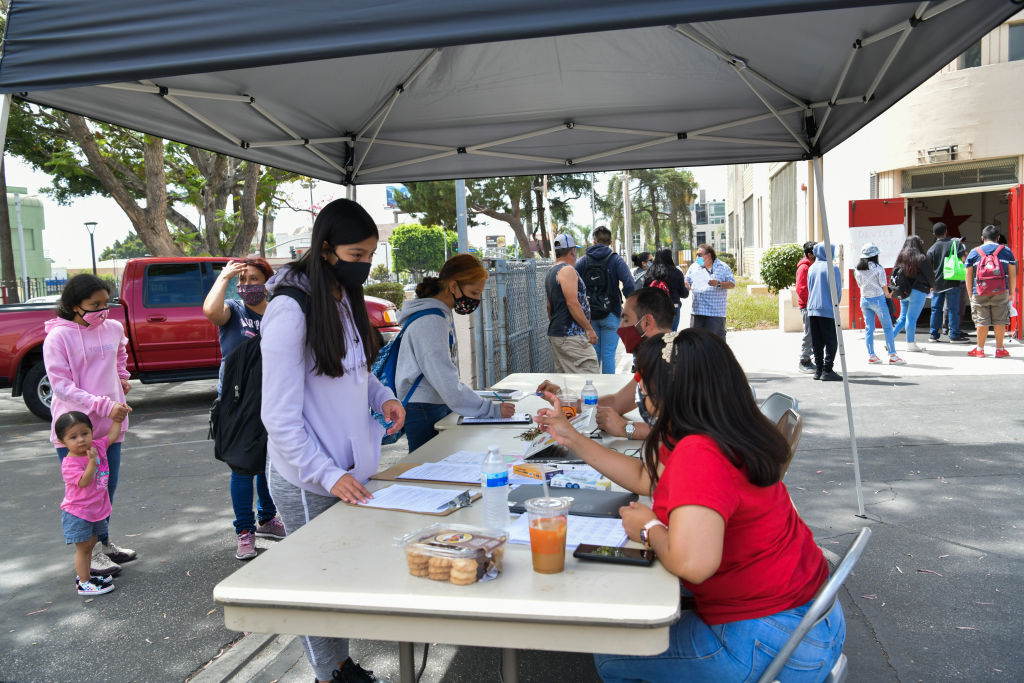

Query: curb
left=188, top=632, right=299, bottom=682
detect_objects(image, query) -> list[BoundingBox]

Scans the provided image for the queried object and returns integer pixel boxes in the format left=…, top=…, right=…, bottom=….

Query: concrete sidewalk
left=188, top=327, right=1024, bottom=683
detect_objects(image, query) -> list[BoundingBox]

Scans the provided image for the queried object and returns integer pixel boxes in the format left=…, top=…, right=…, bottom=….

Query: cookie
left=451, top=558, right=478, bottom=573
left=409, top=565, right=429, bottom=577
left=449, top=573, right=477, bottom=585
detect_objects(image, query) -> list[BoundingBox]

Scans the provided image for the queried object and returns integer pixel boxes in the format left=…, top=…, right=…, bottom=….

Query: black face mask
left=329, top=258, right=371, bottom=289
left=453, top=284, right=481, bottom=315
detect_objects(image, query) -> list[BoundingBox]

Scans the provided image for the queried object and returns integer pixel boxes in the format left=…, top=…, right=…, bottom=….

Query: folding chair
left=759, top=392, right=798, bottom=425
left=776, top=408, right=803, bottom=479
left=756, top=527, right=873, bottom=683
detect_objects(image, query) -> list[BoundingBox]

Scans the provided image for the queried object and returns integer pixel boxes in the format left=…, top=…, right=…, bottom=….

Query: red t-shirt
left=653, top=434, right=827, bottom=625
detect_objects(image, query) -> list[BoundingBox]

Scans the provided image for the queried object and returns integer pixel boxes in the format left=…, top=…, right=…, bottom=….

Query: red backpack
left=974, top=245, right=1007, bottom=296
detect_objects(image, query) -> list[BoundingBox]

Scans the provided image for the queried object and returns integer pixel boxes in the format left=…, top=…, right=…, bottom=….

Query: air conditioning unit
left=917, top=145, right=958, bottom=164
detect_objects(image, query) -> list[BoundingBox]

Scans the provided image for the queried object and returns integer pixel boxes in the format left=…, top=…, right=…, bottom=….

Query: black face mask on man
left=328, top=257, right=371, bottom=289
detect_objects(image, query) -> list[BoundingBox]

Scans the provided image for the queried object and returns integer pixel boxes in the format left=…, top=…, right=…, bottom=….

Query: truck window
left=205, top=262, right=240, bottom=300
left=144, top=263, right=204, bottom=307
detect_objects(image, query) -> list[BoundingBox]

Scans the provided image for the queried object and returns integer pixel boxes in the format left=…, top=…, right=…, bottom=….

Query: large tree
left=603, top=168, right=698, bottom=255
left=7, top=101, right=300, bottom=257
left=100, top=231, right=149, bottom=260
left=390, top=223, right=457, bottom=280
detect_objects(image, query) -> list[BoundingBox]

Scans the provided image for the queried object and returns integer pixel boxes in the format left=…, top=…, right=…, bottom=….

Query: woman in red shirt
left=536, top=328, right=845, bottom=682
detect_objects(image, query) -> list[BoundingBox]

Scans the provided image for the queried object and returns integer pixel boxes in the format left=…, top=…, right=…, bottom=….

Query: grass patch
left=727, top=277, right=779, bottom=330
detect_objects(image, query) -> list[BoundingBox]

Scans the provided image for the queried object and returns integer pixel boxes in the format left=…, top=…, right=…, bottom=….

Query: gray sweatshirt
left=394, top=297, right=500, bottom=418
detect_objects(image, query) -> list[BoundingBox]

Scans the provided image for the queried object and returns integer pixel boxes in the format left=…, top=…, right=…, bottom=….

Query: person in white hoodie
left=43, top=274, right=135, bottom=578
left=260, top=198, right=403, bottom=683
left=396, top=254, right=515, bottom=452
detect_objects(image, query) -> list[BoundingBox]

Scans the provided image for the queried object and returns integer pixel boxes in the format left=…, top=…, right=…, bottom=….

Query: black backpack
left=889, top=266, right=911, bottom=299
left=582, top=252, right=614, bottom=320
left=208, top=286, right=308, bottom=475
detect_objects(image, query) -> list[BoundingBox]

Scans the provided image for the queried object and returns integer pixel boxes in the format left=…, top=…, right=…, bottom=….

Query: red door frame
left=1009, top=185, right=1024, bottom=339
left=848, top=198, right=907, bottom=329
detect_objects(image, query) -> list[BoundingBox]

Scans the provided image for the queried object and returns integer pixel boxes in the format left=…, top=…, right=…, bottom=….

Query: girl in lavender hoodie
left=43, top=274, right=135, bottom=578
left=261, top=198, right=403, bottom=683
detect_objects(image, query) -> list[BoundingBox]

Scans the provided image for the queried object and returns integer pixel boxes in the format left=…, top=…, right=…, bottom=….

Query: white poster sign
left=847, top=224, right=906, bottom=269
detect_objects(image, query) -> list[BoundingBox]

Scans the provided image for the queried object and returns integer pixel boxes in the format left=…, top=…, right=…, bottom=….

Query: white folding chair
left=756, top=527, right=872, bottom=683
left=759, top=392, right=798, bottom=425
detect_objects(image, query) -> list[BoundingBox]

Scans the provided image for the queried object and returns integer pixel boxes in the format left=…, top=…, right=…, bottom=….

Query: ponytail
left=416, top=276, right=442, bottom=298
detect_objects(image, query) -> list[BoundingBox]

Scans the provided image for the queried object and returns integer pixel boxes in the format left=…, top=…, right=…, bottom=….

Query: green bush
left=718, top=252, right=737, bottom=272
left=364, top=282, right=404, bottom=309
left=758, top=243, right=804, bottom=293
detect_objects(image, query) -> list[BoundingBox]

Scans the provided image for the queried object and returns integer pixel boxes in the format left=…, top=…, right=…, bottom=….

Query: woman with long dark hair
left=643, top=248, right=688, bottom=330
left=891, top=235, right=934, bottom=352
left=535, top=329, right=844, bottom=682
left=260, top=199, right=402, bottom=683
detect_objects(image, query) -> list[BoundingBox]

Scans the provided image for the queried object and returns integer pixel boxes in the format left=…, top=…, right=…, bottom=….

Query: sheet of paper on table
left=459, top=413, right=532, bottom=424
left=507, top=513, right=628, bottom=550
left=398, top=453, right=553, bottom=486
left=357, top=484, right=472, bottom=514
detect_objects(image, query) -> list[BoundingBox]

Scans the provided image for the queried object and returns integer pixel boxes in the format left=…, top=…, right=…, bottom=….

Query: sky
left=6, top=155, right=727, bottom=270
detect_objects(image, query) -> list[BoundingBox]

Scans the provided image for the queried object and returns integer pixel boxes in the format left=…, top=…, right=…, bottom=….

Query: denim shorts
left=61, top=510, right=108, bottom=544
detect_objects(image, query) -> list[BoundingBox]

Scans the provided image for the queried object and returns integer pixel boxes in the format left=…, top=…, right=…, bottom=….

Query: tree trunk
left=259, top=208, right=273, bottom=257
left=649, top=187, right=662, bottom=250
left=0, top=160, right=19, bottom=303
left=475, top=205, right=534, bottom=258
left=228, top=162, right=261, bottom=256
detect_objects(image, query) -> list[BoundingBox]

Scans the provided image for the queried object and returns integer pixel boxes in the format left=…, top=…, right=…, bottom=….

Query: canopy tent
left=0, top=1, right=1016, bottom=184
left=1, top=0, right=1019, bottom=517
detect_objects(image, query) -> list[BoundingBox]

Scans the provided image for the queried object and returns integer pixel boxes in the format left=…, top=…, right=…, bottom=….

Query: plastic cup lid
left=525, top=496, right=570, bottom=513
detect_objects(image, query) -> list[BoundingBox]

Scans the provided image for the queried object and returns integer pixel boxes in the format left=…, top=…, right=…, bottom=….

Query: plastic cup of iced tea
left=525, top=497, right=570, bottom=574
left=557, top=392, right=580, bottom=419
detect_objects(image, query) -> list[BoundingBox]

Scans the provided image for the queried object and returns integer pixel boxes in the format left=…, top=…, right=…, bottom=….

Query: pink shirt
left=61, top=437, right=112, bottom=523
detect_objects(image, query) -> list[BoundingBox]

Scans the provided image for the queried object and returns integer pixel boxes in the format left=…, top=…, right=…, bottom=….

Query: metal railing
left=474, top=258, right=555, bottom=388
left=0, top=277, right=67, bottom=304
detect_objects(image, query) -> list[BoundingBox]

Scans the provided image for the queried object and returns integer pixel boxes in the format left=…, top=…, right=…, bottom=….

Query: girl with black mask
left=396, top=254, right=515, bottom=452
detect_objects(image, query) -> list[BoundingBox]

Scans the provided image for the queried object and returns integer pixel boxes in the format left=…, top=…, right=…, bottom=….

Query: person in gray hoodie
left=396, top=254, right=515, bottom=452
left=260, top=199, right=402, bottom=683
left=806, top=242, right=843, bottom=381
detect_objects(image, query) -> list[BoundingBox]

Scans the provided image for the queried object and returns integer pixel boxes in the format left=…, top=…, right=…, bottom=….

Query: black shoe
left=949, top=335, right=972, bottom=344
left=798, top=359, right=816, bottom=374
left=812, top=372, right=822, bottom=380
left=820, top=370, right=843, bottom=382
left=331, top=658, right=389, bottom=683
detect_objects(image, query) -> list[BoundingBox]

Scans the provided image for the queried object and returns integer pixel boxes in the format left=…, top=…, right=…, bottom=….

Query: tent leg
left=812, top=157, right=866, bottom=518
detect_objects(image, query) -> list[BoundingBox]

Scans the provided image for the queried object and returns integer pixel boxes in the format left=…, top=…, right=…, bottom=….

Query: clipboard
left=457, top=413, right=533, bottom=425
left=371, top=462, right=481, bottom=486
left=352, top=484, right=481, bottom=516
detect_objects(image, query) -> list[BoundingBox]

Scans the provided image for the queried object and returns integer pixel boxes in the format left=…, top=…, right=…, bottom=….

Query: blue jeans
left=57, top=442, right=122, bottom=545
left=892, top=289, right=927, bottom=343
left=930, top=287, right=961, bottom=339
left=861, top=295, right=896, bottom=357
left=672, top=304, right=681, bottom=331
left=595, top=597, right=845, bottom=683
left=404, top=402, right=453, bottom=453
left=231, top=471, right=277, bottom=535
left=592, top=313, right=621, bottom=374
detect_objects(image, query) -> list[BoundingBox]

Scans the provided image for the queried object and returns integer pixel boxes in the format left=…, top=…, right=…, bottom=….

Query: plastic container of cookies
left=398, top=524, right=508, bottom=585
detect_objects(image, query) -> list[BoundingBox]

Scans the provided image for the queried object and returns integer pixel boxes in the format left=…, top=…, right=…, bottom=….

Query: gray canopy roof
left=0, top=1, right=1017, bottom=183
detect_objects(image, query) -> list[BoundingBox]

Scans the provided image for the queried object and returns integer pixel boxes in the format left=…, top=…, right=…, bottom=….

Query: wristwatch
left=624, top=421, right=637, bottom=439
left=640, top=519, right=667, bottom=548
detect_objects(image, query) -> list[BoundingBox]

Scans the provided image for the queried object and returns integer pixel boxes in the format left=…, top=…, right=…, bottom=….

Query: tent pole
left=455, top=179, right=469, bottom=255
left=812, top=156, right=866, bottom=517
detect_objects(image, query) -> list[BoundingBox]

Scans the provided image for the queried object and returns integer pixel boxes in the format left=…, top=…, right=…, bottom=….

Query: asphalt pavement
left=1, top=326, right=1022, bottom=682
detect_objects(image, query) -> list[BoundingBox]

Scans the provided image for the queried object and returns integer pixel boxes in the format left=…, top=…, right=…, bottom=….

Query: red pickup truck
left=0, top=257, right=401, bottom=420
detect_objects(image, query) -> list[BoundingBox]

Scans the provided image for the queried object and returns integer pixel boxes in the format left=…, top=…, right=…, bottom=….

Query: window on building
left=1010, top=24, right=1024, bottom=62
left=869, top=172, right=878, bottom=200
left=958, top=40, right=981, bottom=69
left=743, top=196, right=754, bottom=246
left=769, top=163, right=797, bottom=244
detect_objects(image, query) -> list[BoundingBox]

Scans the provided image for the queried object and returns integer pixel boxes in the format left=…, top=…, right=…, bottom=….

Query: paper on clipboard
left=354, top=484, right=479, bottom=515
left=522, top=411, right=593, bottom=458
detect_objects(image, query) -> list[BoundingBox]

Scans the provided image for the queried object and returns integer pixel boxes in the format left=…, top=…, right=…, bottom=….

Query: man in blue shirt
left=964, top=224, right=1017, bottom=358
left=685, top=244, right=736, bottom=339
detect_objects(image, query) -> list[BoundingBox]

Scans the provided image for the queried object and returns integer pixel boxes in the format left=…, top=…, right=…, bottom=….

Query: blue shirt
left=217, top=299, right=262, bottom=394
left=685, top=259, right=735, bottom=317
left=965, top=243, right=1016, bottom=295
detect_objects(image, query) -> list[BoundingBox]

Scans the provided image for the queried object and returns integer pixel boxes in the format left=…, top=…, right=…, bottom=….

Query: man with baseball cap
left=545, top=233, right=600, bottom=373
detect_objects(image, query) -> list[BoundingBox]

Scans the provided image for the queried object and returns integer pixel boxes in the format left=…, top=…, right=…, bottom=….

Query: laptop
left=508, top=485, right=638, bottom=518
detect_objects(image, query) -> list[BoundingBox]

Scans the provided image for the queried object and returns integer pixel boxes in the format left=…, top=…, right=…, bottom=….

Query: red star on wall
left=928, top=200, right=971, bottom=239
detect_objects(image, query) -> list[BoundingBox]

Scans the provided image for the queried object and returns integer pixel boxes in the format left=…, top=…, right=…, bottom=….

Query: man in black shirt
left=926, top=222, right=970, bottom=343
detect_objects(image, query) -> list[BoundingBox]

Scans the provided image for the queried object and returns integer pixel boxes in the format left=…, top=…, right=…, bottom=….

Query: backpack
left=370, top=307, right=452, bottom=445
left=208, top=286, right=308, bottom=476
left=889, top=265, right=911, bottom=299
left=581, top=252, right=614, bottom=320
left=942, top=239, right=966, bottom=281
left=973, top=245, right=1007, bottom=296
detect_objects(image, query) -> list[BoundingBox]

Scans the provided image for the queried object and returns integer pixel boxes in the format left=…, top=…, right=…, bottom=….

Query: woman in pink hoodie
left=43, top=274, right=135, bottom=578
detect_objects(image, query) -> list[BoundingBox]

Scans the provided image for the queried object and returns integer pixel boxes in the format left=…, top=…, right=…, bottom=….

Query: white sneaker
left=91, top=544, right=122, bottom=577
left=889, top=354, right=906, bottom=365
left=906, top=342, right=925, bottom=352
left=103, top=540, right=137, bottom=564
left=867, top=354, right=882, bottom=364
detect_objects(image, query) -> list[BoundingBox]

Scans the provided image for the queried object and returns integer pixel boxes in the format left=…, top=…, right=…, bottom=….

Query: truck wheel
left=23, top=362, right=53, bottom=421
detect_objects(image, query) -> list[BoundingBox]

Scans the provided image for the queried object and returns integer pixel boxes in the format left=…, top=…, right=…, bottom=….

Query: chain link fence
left=473, top=258, right=555, bottom=388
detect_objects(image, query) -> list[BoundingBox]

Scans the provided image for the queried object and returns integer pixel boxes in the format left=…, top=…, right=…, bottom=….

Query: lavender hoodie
left=261, top=267, right=394, bottom=497
left=42, top=316, right=130, bottom=447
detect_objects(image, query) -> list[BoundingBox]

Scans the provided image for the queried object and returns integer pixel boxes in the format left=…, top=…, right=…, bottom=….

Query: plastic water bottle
left=481, top=445, right=509, bottom=530
left=581, top=379, right=599, bottom=419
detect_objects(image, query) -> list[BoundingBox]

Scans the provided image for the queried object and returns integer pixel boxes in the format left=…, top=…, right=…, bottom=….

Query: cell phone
left=572, top=544, right=655, bottom=566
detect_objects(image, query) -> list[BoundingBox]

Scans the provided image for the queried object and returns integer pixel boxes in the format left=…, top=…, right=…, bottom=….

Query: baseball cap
left=552, top=233, right=581, bottom=250
left=860, top=242, right=880, bottom=258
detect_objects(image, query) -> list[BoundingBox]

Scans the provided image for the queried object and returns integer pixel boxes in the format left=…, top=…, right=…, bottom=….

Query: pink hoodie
left=42, top=317, right=130, bottom=447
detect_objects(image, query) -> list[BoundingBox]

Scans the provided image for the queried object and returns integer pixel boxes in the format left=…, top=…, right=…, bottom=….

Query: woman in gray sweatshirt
left=396, top=254, right=515, bottom=451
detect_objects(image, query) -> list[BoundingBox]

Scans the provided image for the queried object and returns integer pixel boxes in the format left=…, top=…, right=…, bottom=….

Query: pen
left=492, top=391, right=505, bottom=403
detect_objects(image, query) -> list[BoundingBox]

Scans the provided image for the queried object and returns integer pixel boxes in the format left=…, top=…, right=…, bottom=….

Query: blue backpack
left=371, top=307, right=453, bottom=444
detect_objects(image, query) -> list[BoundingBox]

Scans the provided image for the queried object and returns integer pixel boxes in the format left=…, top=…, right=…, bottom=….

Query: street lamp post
left=84, top=221, right=98, bottom=275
